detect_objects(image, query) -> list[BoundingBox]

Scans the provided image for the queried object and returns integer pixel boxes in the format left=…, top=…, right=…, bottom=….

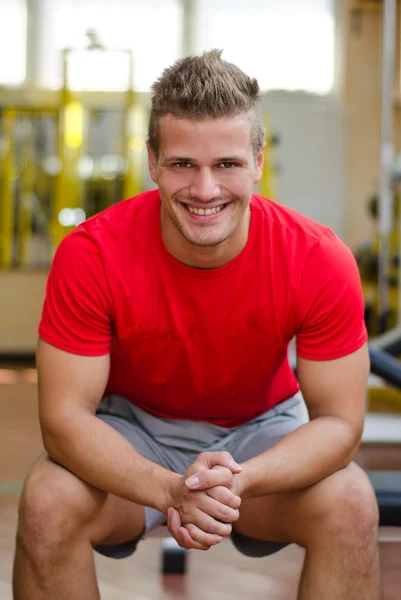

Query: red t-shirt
left=39, top=190, right=367, bottom=427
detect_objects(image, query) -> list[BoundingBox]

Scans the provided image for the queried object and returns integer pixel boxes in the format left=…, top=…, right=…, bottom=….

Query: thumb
left=196, top=451, right=242, bottom=473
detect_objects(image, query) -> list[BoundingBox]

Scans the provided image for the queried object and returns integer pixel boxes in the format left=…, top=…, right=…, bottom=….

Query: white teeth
left=188, top=205, right=224, bottom=215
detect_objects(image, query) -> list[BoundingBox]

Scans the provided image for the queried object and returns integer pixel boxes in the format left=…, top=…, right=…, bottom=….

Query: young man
left=13, top=50, right=380, bottom=599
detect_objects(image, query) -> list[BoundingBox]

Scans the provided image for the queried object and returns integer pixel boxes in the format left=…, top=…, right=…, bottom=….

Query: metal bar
left=378, top=0, right=397, bottom=329
left=0, top=110, right=16, bottom=269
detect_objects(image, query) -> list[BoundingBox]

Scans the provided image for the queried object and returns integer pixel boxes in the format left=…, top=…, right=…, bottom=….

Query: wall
left=0, top=271, right=47, bottom=353
left=263, top=92, right=347, bottom=239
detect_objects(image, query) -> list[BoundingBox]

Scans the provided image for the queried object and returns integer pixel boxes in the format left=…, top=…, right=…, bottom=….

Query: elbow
left=350, top=418, right=364, bottom=449
left=40, top=418, right=72, bottom=463
left=340, top=419, right=364, bottom=467
left=41, top=426, right=63, bottom=462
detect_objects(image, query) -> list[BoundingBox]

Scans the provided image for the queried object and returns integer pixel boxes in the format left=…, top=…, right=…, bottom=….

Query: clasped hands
left=167, top=451, right=242, bottom=551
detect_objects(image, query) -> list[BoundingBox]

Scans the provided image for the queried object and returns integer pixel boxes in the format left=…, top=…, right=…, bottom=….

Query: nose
left=189, top=167, right=220, bottom=202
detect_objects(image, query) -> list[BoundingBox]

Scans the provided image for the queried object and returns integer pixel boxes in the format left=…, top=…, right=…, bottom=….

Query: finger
left=190, top=508, right=232, bottom=537
left=184, top=523, right=223, bottom=549
left=195, top=451, right=242, bottom=474
left=206, top=485, right=242, bottom=510
left=168, top=508, right=219, bottom=551
left=186, top=466, right=234, bottom=490
left=179, top=526, right=215, bottom=551
left=196, top=494, right=240, bottom=524
left=167, top=508, right=186, bottom=548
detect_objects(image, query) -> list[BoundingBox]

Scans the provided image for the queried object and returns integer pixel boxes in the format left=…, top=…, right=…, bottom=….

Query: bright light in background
left=58, top=208, right=86, bottom=227
left=64, top=102, right=83, bottom=149
left=42, top=156, right=63, bottom=176
left=67, top=50, right=131, bottom=92
left=0, top=0, right=26, bottom=85
left=39, top=0, right=181, bottom=91
left=195, top=0, right=335, bottom=94
left=77, top=156, right=95, bottom=180
left=99, top=155, right=126, bottom=179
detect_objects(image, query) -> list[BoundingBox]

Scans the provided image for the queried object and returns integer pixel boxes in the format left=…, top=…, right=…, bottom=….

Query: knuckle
left=186, top=524, right=197, bottom=538
left=226, top=508, right=239, bottom=522
left=206, top=519, right=228, bottom=536
left=219, top=487, right=231, bottom=502
left=217, top=506, right=231, bottom=520
left=205, top=522, right=217, bottom=534
left=199, top=472, right=210, bottom=486
left=199, top=452, right=211, bottom=461
left=217, top=451, right=232, bottom=462
left=229, top=495, right=240, bottom=509
left=221, top=473, right=233, bottom=486
left=231, top=509, right=240, bottom=522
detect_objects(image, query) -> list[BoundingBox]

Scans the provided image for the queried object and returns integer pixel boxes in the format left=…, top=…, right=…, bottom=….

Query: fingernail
left=185, top=475, right=201, bottom=489
left=229, top=461, right=242, bottom=470
left=214, top=536, right=223, bottom=544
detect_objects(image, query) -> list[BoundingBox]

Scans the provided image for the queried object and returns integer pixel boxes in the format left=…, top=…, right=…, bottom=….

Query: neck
left=160, top=208, right=251, bottom=269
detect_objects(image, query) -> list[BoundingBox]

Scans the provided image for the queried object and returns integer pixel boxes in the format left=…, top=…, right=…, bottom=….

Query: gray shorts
left=94, top=393, right=308, bottom=559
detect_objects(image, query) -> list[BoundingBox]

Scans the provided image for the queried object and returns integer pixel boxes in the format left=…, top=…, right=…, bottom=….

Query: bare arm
left=235, top=343, right=370, bottom=499
left=37, top=338, right=181, bottom=513
left=38, top=337, right=241, bottom=547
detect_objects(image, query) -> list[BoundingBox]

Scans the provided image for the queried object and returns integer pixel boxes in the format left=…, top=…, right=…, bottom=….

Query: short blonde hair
left=148, top=49, right=265, bottom=158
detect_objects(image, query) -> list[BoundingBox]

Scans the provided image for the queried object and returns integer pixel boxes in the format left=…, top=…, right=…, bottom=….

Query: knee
left=314, top=465, right=379, bottom=548
left=17, top=458, right=105, bottom=560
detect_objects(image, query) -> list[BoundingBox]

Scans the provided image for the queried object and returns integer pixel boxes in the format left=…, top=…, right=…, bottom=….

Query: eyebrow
left=165, top=156, right=246, bottom=163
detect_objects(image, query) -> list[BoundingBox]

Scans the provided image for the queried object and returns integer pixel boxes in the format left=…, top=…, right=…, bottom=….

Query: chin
left=184, top=230, right=231, bottom=248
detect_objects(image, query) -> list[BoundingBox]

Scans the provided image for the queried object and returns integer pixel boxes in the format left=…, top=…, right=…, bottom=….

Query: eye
left=173, top=162, right=192, bottom=168
left=218, top=162, right=237, bottom=169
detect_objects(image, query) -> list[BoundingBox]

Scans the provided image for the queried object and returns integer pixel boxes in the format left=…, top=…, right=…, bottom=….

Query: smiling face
left=148, top=113, right=264, bottom=267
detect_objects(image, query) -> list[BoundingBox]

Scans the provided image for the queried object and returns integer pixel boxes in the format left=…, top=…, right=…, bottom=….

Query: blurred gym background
left=1, top=1, right=401, bottom=599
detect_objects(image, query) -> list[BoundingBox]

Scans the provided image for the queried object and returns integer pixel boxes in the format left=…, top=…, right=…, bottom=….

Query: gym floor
left=1, top=367, right=401, bottom=599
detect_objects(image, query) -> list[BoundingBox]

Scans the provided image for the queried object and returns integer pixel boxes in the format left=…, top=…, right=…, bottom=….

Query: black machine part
left=367, top=471, right=401, bottom=527
left=369, top=346, right=401, bottom=389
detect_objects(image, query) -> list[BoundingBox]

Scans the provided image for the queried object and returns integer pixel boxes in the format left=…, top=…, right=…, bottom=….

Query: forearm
left=42, top=408, right=180, bottom=513
left=237, top=416, right=361, bottom=499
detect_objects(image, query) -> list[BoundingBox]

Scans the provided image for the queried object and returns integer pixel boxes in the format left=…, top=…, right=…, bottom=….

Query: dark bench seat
left=367, top=471, right=401, bottom=527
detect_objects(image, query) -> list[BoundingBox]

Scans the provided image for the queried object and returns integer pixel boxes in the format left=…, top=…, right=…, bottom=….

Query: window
left=38, top=0, right=182, bottom=91
left=0, top=0, right=26, bottom=85
left=194, top=0, right=335, bottom=94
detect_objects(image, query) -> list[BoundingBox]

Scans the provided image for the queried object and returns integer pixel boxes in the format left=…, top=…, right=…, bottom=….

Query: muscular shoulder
left=55, top=189, right=160, bottom=270
left=79, top=189, right=160, bottom=242
left=251, top=194, right=330, bottom=248
left=255, top=195, right=358, bottom=288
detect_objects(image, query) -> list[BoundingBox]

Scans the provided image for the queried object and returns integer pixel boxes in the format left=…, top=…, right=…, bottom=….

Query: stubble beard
left=174, top=212, right=238, bottom=248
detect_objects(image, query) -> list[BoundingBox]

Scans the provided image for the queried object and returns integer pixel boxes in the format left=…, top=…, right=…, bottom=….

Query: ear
left=147, top=141, right=158, bottom=184
left=253, top=142, right=266, bottom=184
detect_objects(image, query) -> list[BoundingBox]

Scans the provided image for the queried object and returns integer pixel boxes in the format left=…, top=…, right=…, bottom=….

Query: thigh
left=19, top=453, right=146, bottom=554
left=233, top=462, right=376, bottom=547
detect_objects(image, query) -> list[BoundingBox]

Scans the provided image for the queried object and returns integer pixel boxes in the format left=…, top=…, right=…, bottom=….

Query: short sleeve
left=295, top=229, right=367, bottom=361
left=38, top=229, right=113, bottom=356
